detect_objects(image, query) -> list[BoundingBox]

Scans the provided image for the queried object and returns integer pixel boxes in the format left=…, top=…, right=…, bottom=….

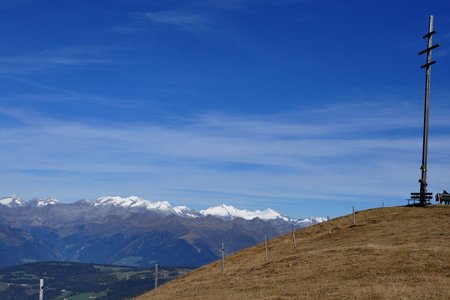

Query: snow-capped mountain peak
left=95, top=196, right=147, bottom=207
left=1, top=195, right=324, bottom=227
left=93, top=196, right=176, bottom=215
left=0, top=195, right=26, bottom=208
left=173, top=206, right=200, bottom=218
left=74, top=199, right=94, bottom=206
left=199, top=204, right=289, bottom=221
left=92, top=197, right=289, bottom=221
left=28, top=197, right=60, bottom=207
left=296, top=216, right=328, bottom=226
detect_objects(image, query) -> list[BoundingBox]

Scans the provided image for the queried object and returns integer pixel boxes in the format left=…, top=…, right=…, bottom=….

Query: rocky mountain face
left=0, top=195, right=324, bottom=268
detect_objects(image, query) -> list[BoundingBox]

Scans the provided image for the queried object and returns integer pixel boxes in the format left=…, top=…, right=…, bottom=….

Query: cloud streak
left=139, top=11, right=206, bottom=27
left=1, top=100, right=449, bottom=216
left=113, top=10, right=212, bottom=34
left=0, top=46, right=119, bottom=75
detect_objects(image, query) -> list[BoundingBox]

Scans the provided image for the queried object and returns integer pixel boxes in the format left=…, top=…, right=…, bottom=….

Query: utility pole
left=154, top=264, right=158, bottom=295
left=221, top=242, right=225, bottom=274
left=418, top=15, right=440, bottom=206
left=264, top=235, right=269, bottom=262
left=327, top=216, right=331, bottom=236
left=39, top=278, right=44, bottom=300
left=291, top=224, right=297, bottom=248
left=352, top=206, right=356, bottom=225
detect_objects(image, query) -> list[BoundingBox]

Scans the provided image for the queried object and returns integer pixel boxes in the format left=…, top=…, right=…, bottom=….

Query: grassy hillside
left=137, top=205, right=450, bottom=299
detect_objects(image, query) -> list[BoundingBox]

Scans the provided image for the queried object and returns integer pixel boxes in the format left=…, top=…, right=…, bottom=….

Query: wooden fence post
left=292, top=224, right=297, bottom=248
left=352, top=206, right=356, bottom=225
left=327, top=216, right=331, bottom=236
left=264, top=235, right=269, bottom=262
left=154, top=264, right=158, bottom=294
left=221, top=242, right=225, bottom=274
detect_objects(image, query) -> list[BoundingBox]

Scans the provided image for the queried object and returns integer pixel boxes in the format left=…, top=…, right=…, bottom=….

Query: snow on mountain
left=0, top=195, right=26, bottom=208
left=1, top=195, right=324, bottom=225
left=94, top=196, right=179, bottom=215
left=199, top=204, right=289, bottom=221
left=172, top=206, right=201, bottom=218
left=28, top=197, right=60, bottom=207
left=74, top=199, right=95, bottom=206
left=94, top=196, right=203, bottom=218
left=294, top=216, right=328, bottom=226
left=92, top=197, right=292, bottom=221
left=198, top=205, right=327, bottom=226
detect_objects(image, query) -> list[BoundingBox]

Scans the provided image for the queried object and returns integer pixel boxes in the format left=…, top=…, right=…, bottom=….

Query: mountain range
left=0, top=195, right=324, bottom=268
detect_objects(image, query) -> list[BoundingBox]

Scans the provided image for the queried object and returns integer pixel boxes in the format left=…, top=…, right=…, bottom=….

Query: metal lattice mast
left=418, top=15, right=440, bottom=206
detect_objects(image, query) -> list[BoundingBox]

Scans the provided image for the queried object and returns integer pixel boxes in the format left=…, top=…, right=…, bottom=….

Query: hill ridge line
left=137, top=205, right=450, bottom=299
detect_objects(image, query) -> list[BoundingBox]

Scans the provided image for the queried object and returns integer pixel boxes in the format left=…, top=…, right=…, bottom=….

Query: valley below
left=0, top=261, right=190, bottom=300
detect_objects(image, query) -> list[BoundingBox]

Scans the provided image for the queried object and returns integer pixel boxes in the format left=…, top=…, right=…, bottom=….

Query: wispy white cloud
left=0, top=76, right=165, bottom=111
left=151, top=10, right=215, bottom=35
left=1, top=100, right=449, bottom=214
left=194, top=0, right=314, bottom=10
left=0, top=46, right=118, bottom=75
left=114, top=0, right=315, bottom=34
left=139, top=11, right=206, bottom=27
left=112, top=9, right=212, bottom=34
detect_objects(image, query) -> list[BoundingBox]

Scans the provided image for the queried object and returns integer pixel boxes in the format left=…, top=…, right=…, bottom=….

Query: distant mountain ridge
left=0, top=195, right=325, bottom=224
left=0, top=195, right=324, bottom=269
left=0, top=195, right=26, bottom=208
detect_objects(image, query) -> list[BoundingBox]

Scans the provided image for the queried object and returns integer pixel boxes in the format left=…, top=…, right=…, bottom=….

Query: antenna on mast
left=415, top=15, right=440, bottom=206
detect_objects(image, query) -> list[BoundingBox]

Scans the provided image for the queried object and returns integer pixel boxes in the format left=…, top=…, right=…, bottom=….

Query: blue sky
left=0, top=0, right=449, bottom=218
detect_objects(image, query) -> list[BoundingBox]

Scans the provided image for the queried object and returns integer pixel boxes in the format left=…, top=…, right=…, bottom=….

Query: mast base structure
left=412, top=15, right=440, bottom=207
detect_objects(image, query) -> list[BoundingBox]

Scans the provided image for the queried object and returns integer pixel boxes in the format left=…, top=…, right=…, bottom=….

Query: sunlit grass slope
left=137, top=205, right=450, bottom=299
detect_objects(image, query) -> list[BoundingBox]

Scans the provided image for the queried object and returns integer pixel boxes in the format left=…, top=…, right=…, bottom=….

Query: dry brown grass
left=136, top=205, right=450, bottom=299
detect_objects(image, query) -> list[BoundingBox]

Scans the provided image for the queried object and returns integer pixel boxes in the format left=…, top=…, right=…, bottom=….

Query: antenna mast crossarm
left=417, top=15, right=440, bottom=206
